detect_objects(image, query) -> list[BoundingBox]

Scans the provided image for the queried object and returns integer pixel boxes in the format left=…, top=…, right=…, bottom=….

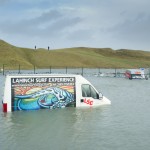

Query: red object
left=125, top=72, right=131, bottom=78
left=3, top=103, right=7, bottom=112
left=84, top=98, right=93, bottom=106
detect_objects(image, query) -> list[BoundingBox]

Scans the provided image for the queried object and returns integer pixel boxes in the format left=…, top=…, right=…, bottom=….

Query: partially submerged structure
left=125, top=69, right=148, bottom=80
left=2, top=74, right=111, bottom=112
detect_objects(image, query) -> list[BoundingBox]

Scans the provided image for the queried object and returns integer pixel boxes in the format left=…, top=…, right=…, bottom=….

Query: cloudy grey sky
left=0, top=0, right=150, bottom=51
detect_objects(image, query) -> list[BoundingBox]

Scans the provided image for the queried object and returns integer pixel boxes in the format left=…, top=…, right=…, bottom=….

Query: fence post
left=115, top=68, right=117, bottom=77
left=49, top=66, right=51, bottom=74
left=66, top=67, right=67, bottom=74
left=81, top=67, right=83, bottom=76
left=98, top=68, right=101, bottom=74
left=34, top=65, right=36, bottom=74
left=2, top=64, right=5, bottom=75
left=149, top=68, right=150, bottom=78
left=18, top=64, right=21, bottom=74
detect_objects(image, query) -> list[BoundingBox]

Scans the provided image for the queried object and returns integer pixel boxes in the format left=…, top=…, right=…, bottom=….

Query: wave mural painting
left=11, top=77, right=76, bottom=111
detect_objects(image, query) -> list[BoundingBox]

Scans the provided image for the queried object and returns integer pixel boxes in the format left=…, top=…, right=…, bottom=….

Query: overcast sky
left=0, top=0, right=150, bottom=51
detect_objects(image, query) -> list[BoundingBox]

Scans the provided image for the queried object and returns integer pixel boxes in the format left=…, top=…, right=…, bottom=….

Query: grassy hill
left=0, top=40, right=150, bottom=69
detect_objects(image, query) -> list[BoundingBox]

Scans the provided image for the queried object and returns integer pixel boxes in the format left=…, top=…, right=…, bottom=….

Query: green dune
left=0, top=40, right=150, bottom=69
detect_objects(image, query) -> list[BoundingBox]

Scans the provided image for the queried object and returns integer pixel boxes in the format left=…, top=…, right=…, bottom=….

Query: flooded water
left=0, top=74, right=150, bottom=150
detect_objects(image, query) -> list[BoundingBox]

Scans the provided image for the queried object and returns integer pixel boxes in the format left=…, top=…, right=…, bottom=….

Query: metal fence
left=0, top=64, right=150, bottom=78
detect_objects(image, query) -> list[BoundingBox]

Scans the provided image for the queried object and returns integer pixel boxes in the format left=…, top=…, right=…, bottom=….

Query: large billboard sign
left=11, top=77, right=76, bottom=111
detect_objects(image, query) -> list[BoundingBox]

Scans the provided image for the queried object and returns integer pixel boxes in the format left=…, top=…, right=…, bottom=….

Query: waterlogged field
left=0, top=73, right=150, bottom=150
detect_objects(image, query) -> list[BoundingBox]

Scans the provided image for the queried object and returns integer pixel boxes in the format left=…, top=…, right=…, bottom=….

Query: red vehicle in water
left=125, top=69, right=148, bottom=80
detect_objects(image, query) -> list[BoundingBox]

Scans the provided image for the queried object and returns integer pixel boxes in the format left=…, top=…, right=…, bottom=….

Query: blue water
left=0, top=74, right=150, bottom=150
